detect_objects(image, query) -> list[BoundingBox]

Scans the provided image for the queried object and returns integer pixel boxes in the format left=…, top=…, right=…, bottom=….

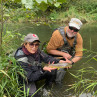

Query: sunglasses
left=69, top=26, right=79, bottom=32
left=29, top=42, right=40, bottom=47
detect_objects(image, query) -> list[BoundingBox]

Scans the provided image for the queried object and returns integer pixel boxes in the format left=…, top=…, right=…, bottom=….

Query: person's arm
left=70, top=33, right=83, bottom=64
left=40, top=50, right=60, bottom=63
left=40, top=49, right=72, bottom=66
left=48, top=49, right=72, bottom=59
left=71, top=56, right=82, bottom=63
left=41, top=50, right=72, bottom=70
left=47, top=30, right=72, bottom=59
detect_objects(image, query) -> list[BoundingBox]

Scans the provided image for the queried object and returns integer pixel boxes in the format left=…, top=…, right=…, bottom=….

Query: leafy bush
left=2, top=30, right=22, bottom=55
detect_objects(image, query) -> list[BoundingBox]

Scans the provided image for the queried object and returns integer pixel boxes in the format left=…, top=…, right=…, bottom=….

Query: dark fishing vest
left=57, top=27, right=77, bottom=56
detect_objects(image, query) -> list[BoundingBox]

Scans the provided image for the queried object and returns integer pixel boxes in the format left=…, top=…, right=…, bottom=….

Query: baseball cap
left=69, top=18, right=83, bottom=30
left=24, top=33, right=40, bottom=43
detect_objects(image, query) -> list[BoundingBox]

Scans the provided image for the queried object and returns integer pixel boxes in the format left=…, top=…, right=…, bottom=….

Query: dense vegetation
left=0, top=0, right=97, bottom=96
left=1, top=0, right=97, bottom=24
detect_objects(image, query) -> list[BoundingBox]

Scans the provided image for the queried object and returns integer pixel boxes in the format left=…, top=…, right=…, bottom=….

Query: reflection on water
left=5, top=22, right=97, bottom=97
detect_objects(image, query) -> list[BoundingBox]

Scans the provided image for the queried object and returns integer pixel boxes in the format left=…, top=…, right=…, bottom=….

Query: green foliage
left=2, top=30, right=22, bottom=54
left=41, top=41, right=48, bottom=53
left=1, top=0, right=97, bottom=23
left=4, top=0, right=22, bottom=9
left=0, top=56, right=25, bottom=97
left=74, top=0, right=97, bottom=13
left=36, top=1, right=48, bottom=12
left=4, top=8, right=35, bottom=23
left=49, top=10, right=59, bottom=20
left=36, top=0, right=47, bottom=4
left=21, top=0, right=67, bottom=11
left=67, top=53, right=97, bottom=95
left=68, top=67, right=97, bottom=95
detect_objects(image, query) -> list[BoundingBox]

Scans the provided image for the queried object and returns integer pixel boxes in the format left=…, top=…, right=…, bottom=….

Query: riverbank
left=2, top=5, right=97, bottom=25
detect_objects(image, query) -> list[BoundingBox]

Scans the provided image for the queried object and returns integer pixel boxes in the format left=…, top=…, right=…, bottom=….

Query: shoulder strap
left=58, top=27, right=77, bottom=47
left=58, top=27, right=68, bottom=46
left=73, top=35, right=77, bottom=48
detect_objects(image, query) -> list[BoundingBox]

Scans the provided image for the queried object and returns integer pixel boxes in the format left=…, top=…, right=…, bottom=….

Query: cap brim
left=32, top=40, right=40, bottom=43
left=26, top=39, right=40, bottom=43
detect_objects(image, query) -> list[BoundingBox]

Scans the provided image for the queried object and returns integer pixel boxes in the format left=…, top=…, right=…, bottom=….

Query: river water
left=5, top=22, right=97, bottom=97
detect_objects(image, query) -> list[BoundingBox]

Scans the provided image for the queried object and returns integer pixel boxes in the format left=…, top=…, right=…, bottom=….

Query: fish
left=47, top=63, right=72, bottom=69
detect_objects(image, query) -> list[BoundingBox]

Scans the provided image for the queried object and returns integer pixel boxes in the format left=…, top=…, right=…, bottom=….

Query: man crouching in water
left=14, top=33, right=67, bottom=97
left=46, top=18, right=83, bottom=84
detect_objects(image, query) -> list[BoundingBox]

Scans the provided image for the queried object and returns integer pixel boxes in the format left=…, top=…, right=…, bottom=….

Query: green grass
left=0, top=56, right=25, bottom=97
left=66, top=54, right=97, bottom=96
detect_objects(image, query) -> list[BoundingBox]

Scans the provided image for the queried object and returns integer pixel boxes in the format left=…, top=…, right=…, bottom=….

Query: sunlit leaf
left=93, top=57, right=97, bottom=61
left=69, top=72, right=79, bottom=79
left=14, top=0, right=21, bottom=2
left=4, top=14, right=10, bottom=17
left=21, top=0, right=26, bottom=4
left=0, top=70, right=10, bottom=79
left=83, top=82, right=97, bottom=92
left=36, top=0, right=47, bottom=4
left=6, top=31, right=11, bottom=34
left=16, top=33, right=21, bottom=36
left=54, top=2, right=61, bottom=7
left=21, top=0, right=33, bottom=9
left=38, top=1, right=48, bottom=11
left=17, top=71, right=27, bottom=80
left=21, top=35, right=26, bottom=41
left=48, top=0, right=53, bottom=4
left=83, top=48, right=87, bottom=51
left=57, top=0, right=66, bottom=3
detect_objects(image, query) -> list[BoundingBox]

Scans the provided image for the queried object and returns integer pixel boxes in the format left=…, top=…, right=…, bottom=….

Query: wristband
left=71, top=60, right=74, bottom=65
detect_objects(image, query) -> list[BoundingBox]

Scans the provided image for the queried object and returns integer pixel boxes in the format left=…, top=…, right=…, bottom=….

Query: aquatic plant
left=66, top=50, right=97, bottom=96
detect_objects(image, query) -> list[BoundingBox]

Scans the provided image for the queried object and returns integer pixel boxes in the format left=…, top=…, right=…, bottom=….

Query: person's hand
left=63, top=52, right=72, bottom=59
left=43, top=66, right=57, bottom=72
left=59, top=57, right=72, bottom=64
left=59, top=58, right=72, bottom=68
left=48, top=61, right=54, bottom=64
left=59, top=60, right=66, bottom=63
left=64, top=57, right=72, bottom=64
